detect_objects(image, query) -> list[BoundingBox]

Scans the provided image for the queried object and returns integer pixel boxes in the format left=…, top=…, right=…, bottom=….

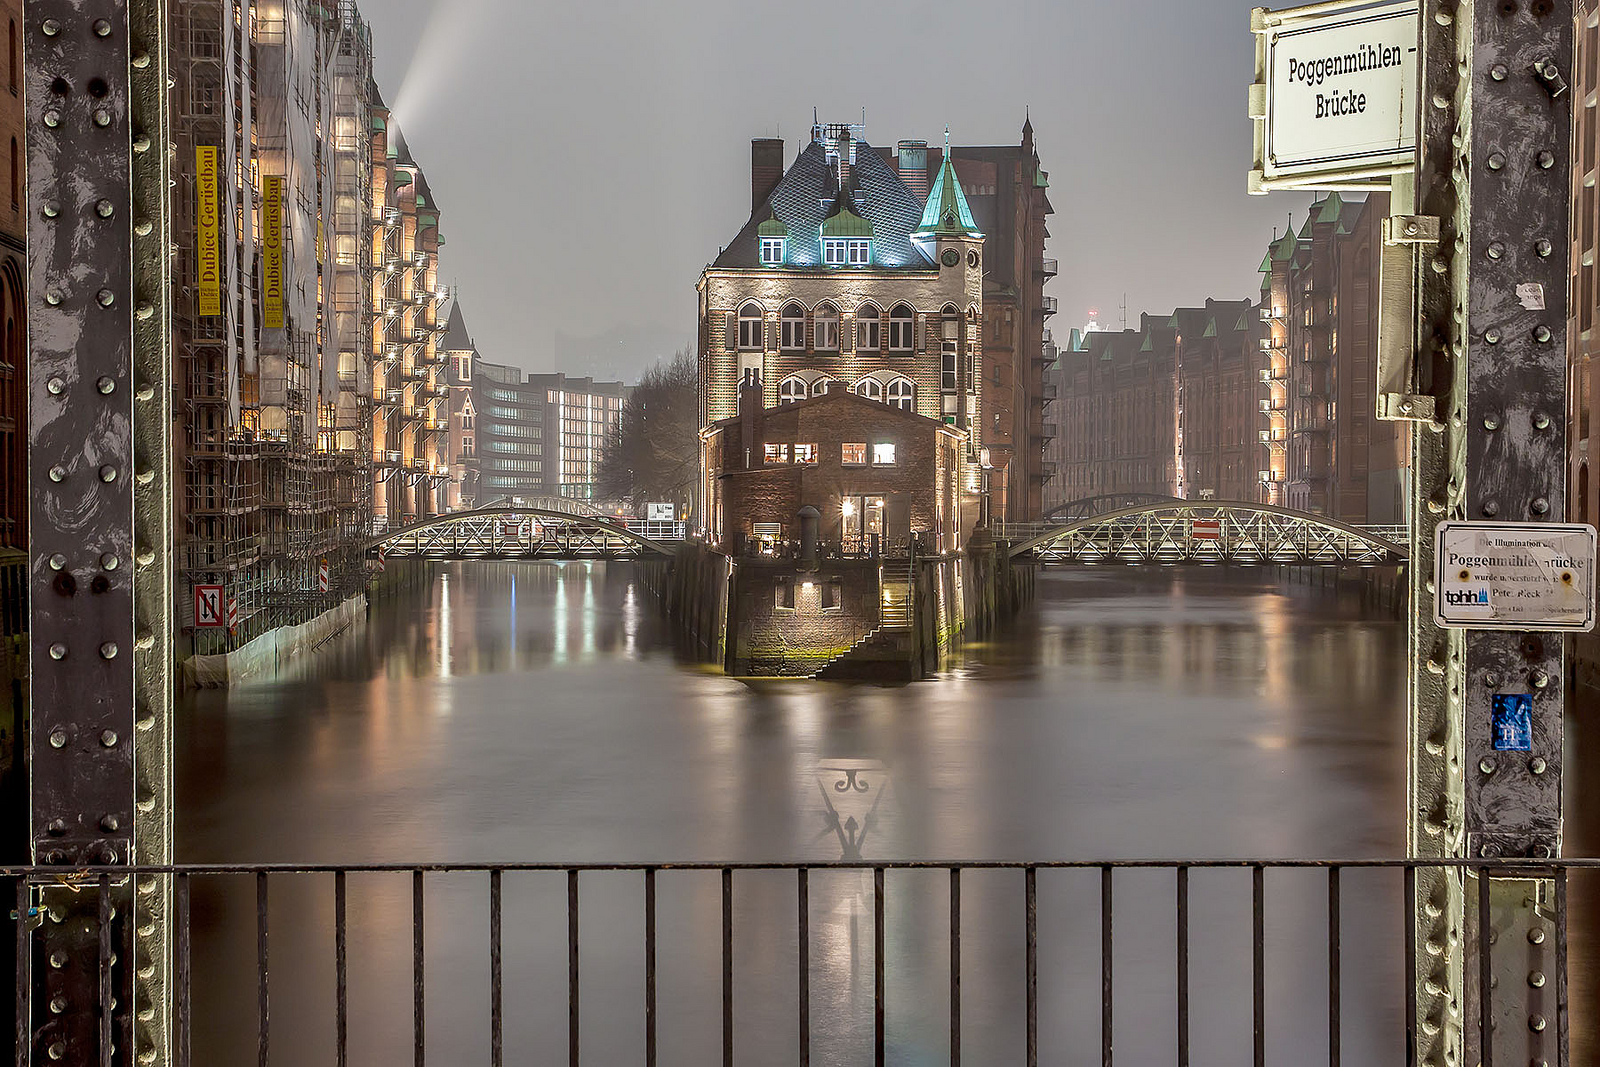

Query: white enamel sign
left=1434, top=522, right=1597, bottom=632
left=1257, top=0, right=1419, bottom=185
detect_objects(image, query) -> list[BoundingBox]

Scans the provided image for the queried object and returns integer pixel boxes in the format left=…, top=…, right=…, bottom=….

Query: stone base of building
left=183, top=593, right=367, bottom=689
left=652, top=539, right=1030, bottom=681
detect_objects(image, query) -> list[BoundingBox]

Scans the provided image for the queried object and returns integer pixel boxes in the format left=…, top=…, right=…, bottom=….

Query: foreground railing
left=4, top=859, right=1586, bottom=1066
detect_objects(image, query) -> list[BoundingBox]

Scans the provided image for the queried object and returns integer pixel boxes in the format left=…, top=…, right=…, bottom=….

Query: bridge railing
left=7, top=858, right=1581, bottom=1065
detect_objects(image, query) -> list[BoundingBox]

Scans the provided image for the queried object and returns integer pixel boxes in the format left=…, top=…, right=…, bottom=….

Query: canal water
left=177, top=563, right=1596, bottom=1065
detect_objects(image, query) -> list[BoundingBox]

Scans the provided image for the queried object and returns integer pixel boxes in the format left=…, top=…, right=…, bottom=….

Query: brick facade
left=704, top=388, right=966, bottom=554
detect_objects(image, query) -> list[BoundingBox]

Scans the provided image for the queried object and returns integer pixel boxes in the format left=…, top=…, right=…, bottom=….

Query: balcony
left=1039, top=382, right=1058, bottom=402
left=1037, top=257, right=1058, bottom=278
left=1259, top=429, right=1287, bottom=445
left=1259, top=306, right=1284, bottom=322
left=1040, top=295, right=1059, bottom=316
left=383, top=389, right=403, bottom=406
left=1030, top=460, right=1058, bottom=481
left=1259, top=470, right=1284, bottom=484
left=1259, top=397, right=1285, bottom=413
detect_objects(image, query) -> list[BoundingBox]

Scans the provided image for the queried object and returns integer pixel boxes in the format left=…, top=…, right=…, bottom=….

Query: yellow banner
left=196, top=147, right=221, bottom=317
left=262, top=174, right=285, bottom=329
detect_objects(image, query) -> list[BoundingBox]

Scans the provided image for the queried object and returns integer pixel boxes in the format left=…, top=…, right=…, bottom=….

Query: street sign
left=647, top=502, right=675, bottom=523
left=1433, top=522, right=1597, bottom=631
left=1249, top=0, right=1419, bottom=192
left=1191, top=518, right=1223, bottom=541
left=193, top=584, right=225, bottom=628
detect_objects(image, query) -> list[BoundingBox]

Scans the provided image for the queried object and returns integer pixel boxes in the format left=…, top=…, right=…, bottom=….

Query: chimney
left=897, top=140, right=930, bottom=202
left=752, top=138, right=784, bottom=213
left=738, top=369, right=764, bottom=468
left=836, top=128, right=854, bottom=191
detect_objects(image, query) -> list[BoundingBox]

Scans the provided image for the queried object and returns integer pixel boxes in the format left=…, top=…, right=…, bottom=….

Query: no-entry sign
left=194, top=584, right=225, bottom=628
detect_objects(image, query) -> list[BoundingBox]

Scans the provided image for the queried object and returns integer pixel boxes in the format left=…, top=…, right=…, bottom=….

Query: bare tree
left=598, top=349, right=699, bottom=513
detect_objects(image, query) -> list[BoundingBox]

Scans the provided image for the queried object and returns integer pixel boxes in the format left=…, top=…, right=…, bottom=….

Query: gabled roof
left=914, top=154, right=982, bottom=238
left=712, top=140, right=933, bottom=270
left=707, top=386, right=955, bottom=431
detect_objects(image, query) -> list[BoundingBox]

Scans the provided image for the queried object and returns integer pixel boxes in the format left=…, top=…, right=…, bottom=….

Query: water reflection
left=175, top=563, right=1592, bottom=1065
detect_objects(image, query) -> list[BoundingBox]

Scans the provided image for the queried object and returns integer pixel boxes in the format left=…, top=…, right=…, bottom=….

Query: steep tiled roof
left=712, top=141, right=934, bottom=270
left=915, top=155, right=982, bottom=238
left=441, top=300, right=474, bottom=353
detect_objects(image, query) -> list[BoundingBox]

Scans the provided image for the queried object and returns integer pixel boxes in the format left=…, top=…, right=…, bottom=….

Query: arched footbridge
left=367, top=507, right=686, bottom=562
left=1043, top=492, right=1183, bottom=523
left=998, top=501, right=1408, bottom=565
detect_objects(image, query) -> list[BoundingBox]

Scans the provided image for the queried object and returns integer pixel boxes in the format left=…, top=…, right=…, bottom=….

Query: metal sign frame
left=1249, top=0, right=1421, bottom=193
left=1433, top=521, right=1596, bottom=631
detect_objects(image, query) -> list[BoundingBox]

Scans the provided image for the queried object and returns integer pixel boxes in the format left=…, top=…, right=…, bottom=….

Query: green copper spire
left=914, top=151, right=982, bottom=238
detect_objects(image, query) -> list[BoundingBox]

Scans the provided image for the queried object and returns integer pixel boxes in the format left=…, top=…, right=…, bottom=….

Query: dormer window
left=760, top=237, right=784, bottom=265
left=823, top=239, right=846, bottom=266
left=847, top=239, right=870, bottom=265
left=823, top=238, right=870, bottom=266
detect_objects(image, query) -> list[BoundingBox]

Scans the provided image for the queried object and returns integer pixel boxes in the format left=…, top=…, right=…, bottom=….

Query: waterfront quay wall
left=649, top=538, right=1031, bottom=680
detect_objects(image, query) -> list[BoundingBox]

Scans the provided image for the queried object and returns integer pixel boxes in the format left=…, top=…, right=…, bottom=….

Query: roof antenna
left=1120, top=293, right=1128, bottom=332
left=944, top=124, right=950, bottom=150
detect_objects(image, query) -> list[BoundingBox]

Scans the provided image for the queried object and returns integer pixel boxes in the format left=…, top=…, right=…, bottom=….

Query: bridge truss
left=369, top=507, right=682, bottom=562
left=1042, top=492, right=1181, bottom=523
left=1003, top=501, right=1408, bottom=565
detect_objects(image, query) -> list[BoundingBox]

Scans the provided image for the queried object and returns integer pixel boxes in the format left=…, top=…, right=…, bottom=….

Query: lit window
left=856, top=304, right=881, bottom=351
left=886, top=377, right=914, bottom=411
left=846, top=239, right=870, bottom=265
left=764, top=443, right=789, bottom=464
left=781, top=303, right=806, bottom=351
left=778, top=375, right=808, bottom=404
left=738, top=303, right=763, bottom=350
left=841, top=442, right=867, bottom=466
left=823, top=239, right=846, bottom=265
left=794, top=443, right=819, bottom=464
left=888, top=305, right=914, bottom=351
left=815, top=304, right=839, bottom=350
left=854, top=378, right=883, bottom=401
left=760, top=237, right=784, bottom=264
left=872, top=442, right=896, bottom=466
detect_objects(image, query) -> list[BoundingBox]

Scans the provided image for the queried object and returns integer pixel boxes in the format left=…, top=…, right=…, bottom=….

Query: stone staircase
left=813, top=559, right=916, bottom=680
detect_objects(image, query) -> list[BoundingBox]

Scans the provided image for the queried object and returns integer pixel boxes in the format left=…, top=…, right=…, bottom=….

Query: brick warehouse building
left=1053, top=300, right=1264, bottom=505
left=698, top=119, right=1055, bottom=526
left=1258, top=192, right=1409, bottom=523
left=703, top=378, right=968, bottom=555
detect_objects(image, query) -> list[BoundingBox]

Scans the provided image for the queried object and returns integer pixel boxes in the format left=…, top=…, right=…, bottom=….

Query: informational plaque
left=1433, top=522, right=1597, bottom=632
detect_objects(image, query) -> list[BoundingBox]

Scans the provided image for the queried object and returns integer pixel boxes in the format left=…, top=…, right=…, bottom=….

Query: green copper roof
left=756, top=210, right=788, bottom=237
left=1315, top=192, right=1344, bottom=226
left=1297, top=214, right=1315, bottom=240
left=915, top=154, right=982, bottom=237
left=1235, top=310, right=1251, bottom=331
left=1140, top=332, right=1154, bottom=352
left=1202, top=318, right=1217, bottom=338
left=1034, top=167, right=1049, bottom=189
left=394, top=171, right=413, bottom=187
left=820, top=191, right=873, bottom=238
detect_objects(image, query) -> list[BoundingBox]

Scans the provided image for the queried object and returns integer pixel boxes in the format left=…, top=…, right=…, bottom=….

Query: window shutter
left=724, top=311, right=736, bottom=350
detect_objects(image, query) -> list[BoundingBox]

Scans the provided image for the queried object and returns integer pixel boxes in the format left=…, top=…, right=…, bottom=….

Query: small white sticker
left=1516, top=283, right=1546, bottom=311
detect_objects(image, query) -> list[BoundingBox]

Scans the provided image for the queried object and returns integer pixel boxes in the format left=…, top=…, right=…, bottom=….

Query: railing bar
left=1555, top=865, right=1569, bottom=1067
left=950, top=867, right=960, bottom=1067
left=568, top=869, right=579, bottom=1067
left=799, top=868, right=810, bottom=1067
left=336, top=870, right=348, bottom=1067
left=98, top=873, right=112, bottom=1067
left=1478, top=871, right=1492, bottom=1067
left=722, top=867, right=733, bottom=1067
left=644, top=869, right=656, bottom=1067
left=489, top=870, right=502, bottom=1067
left=1026, top=868, right=1037, bottom=1067
left=1177, top=866, right=1188, bottom=1067
left=15, top=876, right=28, bottom=1067
left=1328, top=866, right=1340, bottom=1067
left=257, top=871, right=269, bottom=1067
left=875, top=866, right=885, bottom=1067
left=1403, top=866, right=1417, bottom=1062
left=176, top=873, right=192, bottom=1067
left=1101, top=864, right=1113, bottom=1067
left=413, top=870, right=425, bottom=1067
left=1253, top=864, right=1264, bottom=1067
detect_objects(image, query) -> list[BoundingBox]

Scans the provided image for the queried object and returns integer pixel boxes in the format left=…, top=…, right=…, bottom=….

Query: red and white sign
left=318, top=559, right=330, bottom=593
left=227, top=596, right=240, bottom=632
left=193, top=584, right=225, bottom=628
left=1191, top=519, right=1223, bottom=541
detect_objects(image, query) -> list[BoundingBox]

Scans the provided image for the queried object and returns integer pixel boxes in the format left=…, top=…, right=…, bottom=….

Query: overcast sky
left=367, top=0, right=1313, bottom=381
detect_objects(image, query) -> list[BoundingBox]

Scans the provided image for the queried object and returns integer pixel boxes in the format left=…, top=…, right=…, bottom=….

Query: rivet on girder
left=99, top=465, right=117, bottom=483
left=102, top=553, right=119, bottom=570
left=1530, top=1014, right=1547, bottom=1032
left=92, top=109, right=111, bottom=128
left=42, top=109, right=61, bottom=128
left=96, top=288, right=115, bottom=307
left=1529, top=927, right=1546, bottom=945
left=1487, top=241, right=1504, bottom=260
left=1530, top=757, right=1548, bottom=775
left=92, top=18, right=111, bottom=37
left=100, top=814, right=119, bottom=832
left=95, top=199, right=114, bottom=218
left=1536, top=238, right=1553, bottom=257
left=1533, top=412, right=1552, bottom=430
left=1487, top=151, right=1506, bottom=171
left=1532, top=497, right=1550, bottom=515
left=47, top=729, right=66, bottom=748
left=47, top=1041, right=65, bottom=1061
left=97, top=376, right=115, bottom=394
left=1490, top=63, right=1508, bottom=81
left=40, top=18, right=60, bottom=36
left=100, top=730, right=118, bottom=747
left=1485, top=672, right=1501, bottom=688
left=1483, top=414, right=1500, bottom=431
left=99, top=642, right=118, bottom=660
left=1485, top=327, right=1502, bottom=344
left=1529, top=970, right=1547, bottom=988
left=42, top=202, right=58, bottom=218
left=44, top=290, right=62, bottom=306
left=47, top=553, right=65, bottom=570
left=1483, top=501, right=1500, bottom=517
left=1479, top=757, right=1496, bottom=775
left=1534, top=324, right=1553, bottom=343
left=131, top=52, right=150, bottom=70
left=47, top=643, right=67, bottom=660
left=1537, top=151, right=1556, bottom=170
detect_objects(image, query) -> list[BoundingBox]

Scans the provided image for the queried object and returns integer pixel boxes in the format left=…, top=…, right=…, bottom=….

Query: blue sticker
left=1491, top=694, right=1533, bottom=752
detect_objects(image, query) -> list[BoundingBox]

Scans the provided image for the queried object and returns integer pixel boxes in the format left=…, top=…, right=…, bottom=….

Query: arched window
left=780, top=302, right=806, bottom=351
left=814, top=303, right=839, bottom=351
left=7, top=21, right=15, bottom=95
left=737, top=302, right=763, bottom=350
left=855, top=302, right=882, bottom=352
left=778, top=375, right=808, bottom=404
left=854, top=378, right=883, bottom=401
left=888, top=304, right=914, bottom=352
left=810, top=376, right=837, bottom=398
left=886, top=377, right=914, bottom=411
left=8, top=138, right=16, bottom=210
